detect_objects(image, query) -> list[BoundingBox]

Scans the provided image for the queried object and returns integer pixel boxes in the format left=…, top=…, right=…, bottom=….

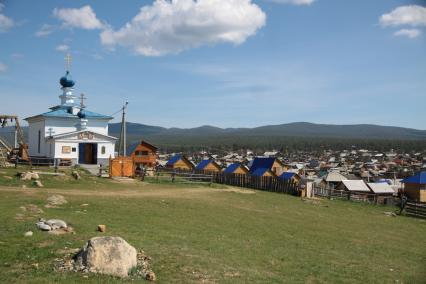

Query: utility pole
left=118, top=101, right=129, bottom=156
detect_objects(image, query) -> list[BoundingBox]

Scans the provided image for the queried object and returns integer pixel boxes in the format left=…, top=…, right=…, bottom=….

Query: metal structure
left=0, top=115, right=31, bottom=167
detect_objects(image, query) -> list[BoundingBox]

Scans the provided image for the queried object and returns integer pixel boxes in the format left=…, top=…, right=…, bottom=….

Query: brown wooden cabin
left=165, top=154, right=194, bottom=171
left=279, top=172, right=302, bottom=184
left=250, top=157, right=285, bottom=177
left=223, top=163, right=249, bottom=175
left=403, top=183, right=426, bottom=202
left=195, top=159, right=222, bottom=174
left=401, top=172, right=426, bottom=202
left=130, top=140, right=158, bottom=168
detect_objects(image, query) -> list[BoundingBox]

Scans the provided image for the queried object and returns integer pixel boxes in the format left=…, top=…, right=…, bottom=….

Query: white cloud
left=394, top=28, right=421, bottom=39
left=0, top=3, right=15, bottom=32
left=11, top=53, right=24, bottom=58
left=56, top=44, right=70, bottom=52
left=35, top=24, right=56, bottom=37
left=53, top=5, right=104, bottom=30
left=100, top=0, right=266, bottom=56
left=267, top=0, right=315, bottom=5
left=380, top=5, right=426, bottom=27
left=0, top=62, right=7, bottom=72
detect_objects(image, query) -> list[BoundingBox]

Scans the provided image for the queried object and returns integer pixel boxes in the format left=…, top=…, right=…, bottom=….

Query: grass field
left=0, top=167, right=425, bottom=283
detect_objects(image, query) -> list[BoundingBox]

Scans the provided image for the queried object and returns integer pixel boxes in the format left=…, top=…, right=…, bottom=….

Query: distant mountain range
left=2, top=122, right=425, bottom=152
left=109, top=122, right=426, bottom=140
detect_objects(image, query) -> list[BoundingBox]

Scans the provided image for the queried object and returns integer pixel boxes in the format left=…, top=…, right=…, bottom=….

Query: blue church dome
left=60, top=71, right=75, bottom=88
left=77, top=109, right=86, bottom=119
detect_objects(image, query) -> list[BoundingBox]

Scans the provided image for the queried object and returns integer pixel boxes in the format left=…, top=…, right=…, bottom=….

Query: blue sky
left=0, top=0, right=425, bottom=129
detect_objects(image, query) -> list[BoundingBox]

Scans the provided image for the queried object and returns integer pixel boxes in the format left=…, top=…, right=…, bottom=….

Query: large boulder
left=74, top=236, right=137, bottom=278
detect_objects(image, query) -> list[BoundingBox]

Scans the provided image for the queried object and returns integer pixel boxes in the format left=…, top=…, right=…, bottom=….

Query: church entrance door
left=78, top=143, right=97, bottom=164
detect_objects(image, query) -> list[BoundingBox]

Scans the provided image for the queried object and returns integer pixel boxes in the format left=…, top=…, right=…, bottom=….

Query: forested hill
left=109, top=122, right=426, bottom=140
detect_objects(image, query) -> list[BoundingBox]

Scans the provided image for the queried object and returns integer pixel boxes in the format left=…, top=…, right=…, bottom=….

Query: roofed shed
left=401, top=172, right=426, bottom=202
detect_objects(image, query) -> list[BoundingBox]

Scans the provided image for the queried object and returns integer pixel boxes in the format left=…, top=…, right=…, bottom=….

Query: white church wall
left=97, top=142, right=115, bottom=159
left=28, top=120, right=46, bottom=156
left=45, top=117, right=109, bottom=136
left=86, top=119, right=109, bottom=135
left=54, top=141, right=79, bottom=160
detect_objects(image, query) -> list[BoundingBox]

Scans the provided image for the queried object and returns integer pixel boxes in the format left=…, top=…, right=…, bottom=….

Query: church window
left=101, top=146, right=106, bottom=155
left=38, top=130, right=41, bottom=153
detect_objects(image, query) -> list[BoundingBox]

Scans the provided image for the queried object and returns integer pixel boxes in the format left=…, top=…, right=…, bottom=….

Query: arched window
left=101, top=146, right=106, bottom=155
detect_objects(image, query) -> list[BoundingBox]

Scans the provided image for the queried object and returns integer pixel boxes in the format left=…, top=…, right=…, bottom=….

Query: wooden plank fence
left=157, top=168, right=299, bottom=196
left=403, top=201, right=426, bottom=219
left=212, top=173, right=299, bottom=196
left=313, top=187, right=397, bottom=205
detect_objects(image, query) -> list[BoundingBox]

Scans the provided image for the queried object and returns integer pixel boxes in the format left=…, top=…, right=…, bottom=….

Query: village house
left=337, top=179, right=371, bottom=193
left=321, top=171, right=349, bottom=189
left=130, top=140, right=157, bottom=168
left=251, top=167, right=276, bottom=177
left=249, top=157, right=286, bottom=176
left=195, top=159, right=222, bottom=173
left=223, top=163, right=249, bottom=175
left=367, top=182, right=395, bottom=204
left=401, top=172, right=426, bottom=202
left=279, top=172, right=302, bottom=184
left=165, top=154, right=194, bottom=171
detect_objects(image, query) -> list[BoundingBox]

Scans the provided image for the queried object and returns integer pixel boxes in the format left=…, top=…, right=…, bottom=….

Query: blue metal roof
left=279, top=172, right=296, bottom=180
left=223, top=163, right=240, bottom=174
left=251, top=168, right=270, bottom=177
left=195, top=159, right=212, bottom=170
left=166, top=154, right=182, bottom=166
left=401, top=172, right=426, bottom=185
left=249, top=157, right=275, bottom=173
left=39, top=106, right=112, bottom=119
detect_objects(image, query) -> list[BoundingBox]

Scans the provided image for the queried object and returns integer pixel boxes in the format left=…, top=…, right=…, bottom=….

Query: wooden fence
left=157, top=168, right=299, bottom=196
left=403, top=201, right=426, bottom=219
left=313, top=187, right=398, bottom=205
left=212, top=173, right=299, bottom=196
left=110, top=156, right=134, bottom=178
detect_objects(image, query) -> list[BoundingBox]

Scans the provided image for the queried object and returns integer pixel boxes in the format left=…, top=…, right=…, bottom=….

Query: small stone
left=145, top=271, right=156, bottom=281
left=97, top=225, right=106, bottom=233
left=45, top=219, right=67, bottom=229
left=24, top=231, right=33, bottom=237
left=31, top=173, right=40, bottom=180
left=46, top=195, right=67, bottom=207
left=72, top=171, right=81, bottom=180
left=36, top=222, right=52, bottom=231
left=31, top=263, right=39, bottom=269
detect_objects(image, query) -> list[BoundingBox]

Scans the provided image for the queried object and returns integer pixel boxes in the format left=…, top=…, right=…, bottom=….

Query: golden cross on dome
left=64, top=53, right=72, bottom=71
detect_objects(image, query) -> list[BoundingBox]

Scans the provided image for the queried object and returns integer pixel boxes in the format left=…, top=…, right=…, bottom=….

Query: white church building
left=25, top=64, right=117, bottom=166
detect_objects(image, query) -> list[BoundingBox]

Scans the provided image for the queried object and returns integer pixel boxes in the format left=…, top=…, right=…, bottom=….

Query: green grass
left=0, top=167, right=425, bottom=283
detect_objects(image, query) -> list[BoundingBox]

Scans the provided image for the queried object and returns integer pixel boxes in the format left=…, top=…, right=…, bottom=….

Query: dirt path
left=0, top=185, right=255, bottom=198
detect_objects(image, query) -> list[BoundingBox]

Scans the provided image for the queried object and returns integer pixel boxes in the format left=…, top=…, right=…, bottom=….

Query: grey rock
left=36, top=222, right=52, bottom=231
left=45, top=219, right=67, bottom=229
left=74, top=236, right=137, bottom=278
